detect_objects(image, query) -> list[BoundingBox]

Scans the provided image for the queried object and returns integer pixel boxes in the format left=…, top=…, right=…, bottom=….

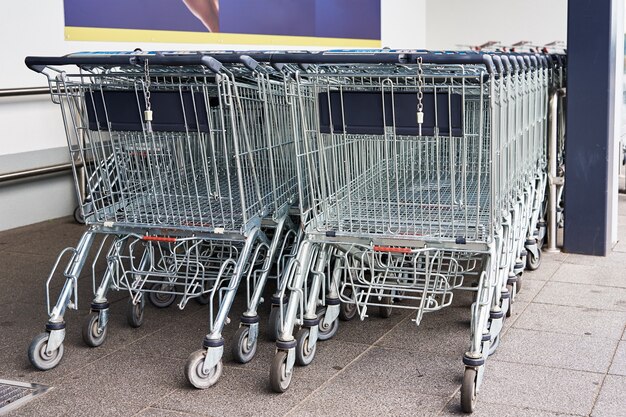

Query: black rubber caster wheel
left=82, top=313, right=107, bottom=347
left=185, top=349, right=223, bottom=389
left=460, top=367, right=478, bottom=413
left=232, top=326, right=257, bottom=364
left=295, top=327, right=316, bottom=366
left=526, top=249, right=542, bottom=271
left=126, top=297, right=145, bottom=328
left=269, top=350, right=292, bottom=393
left=148, top=283, right=176, bottom=308
left=317, top=307, right=339, bottom=341
left=28, top=332, right=64, bottom=370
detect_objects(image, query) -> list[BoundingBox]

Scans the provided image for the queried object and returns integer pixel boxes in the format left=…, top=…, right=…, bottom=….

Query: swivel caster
left=28, top=332, right=64, bottom=370
left=526, top=248, right=541, bottom=271
left=339, top=287, right=357, bottom=321
left=148, top=282, right=176, bottom=308
left=82, top=313, right=108, bottom=347
left=269, top=350, right=292, bottom=393
left=317, top=307, right=339, bottom=340
left=460, top=367, right=478, bottom=413
left=232, top=326, right=257, bottom=364
left=295, top=327, right=316, bottom=366
left=126, top=297, right=145, bottom=328
left=185, top=349, right=223, bottom=389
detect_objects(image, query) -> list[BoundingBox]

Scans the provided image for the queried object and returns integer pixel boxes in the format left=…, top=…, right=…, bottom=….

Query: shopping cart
left=254, top=50, right=551, bottom=413
left=24, top=52, right=299, bottom=388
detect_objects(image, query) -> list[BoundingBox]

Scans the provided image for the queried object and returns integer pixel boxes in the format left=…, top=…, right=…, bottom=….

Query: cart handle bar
left=25, top=53, right=224, bottom=74
left=25, top=51, right=498, bottom=74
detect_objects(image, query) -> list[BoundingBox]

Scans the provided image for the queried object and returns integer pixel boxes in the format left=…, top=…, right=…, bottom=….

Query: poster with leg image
left=63, top=0, right=381, bottom=47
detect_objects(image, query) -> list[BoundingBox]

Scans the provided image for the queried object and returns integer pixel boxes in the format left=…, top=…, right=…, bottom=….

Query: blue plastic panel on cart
left=84, top=90, right=216, bottom=132
left=318, top=91, right=463, bottom=137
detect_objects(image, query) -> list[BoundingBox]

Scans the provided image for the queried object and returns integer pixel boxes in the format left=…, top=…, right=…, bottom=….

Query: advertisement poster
left=64, top=0, right=381, bottom=47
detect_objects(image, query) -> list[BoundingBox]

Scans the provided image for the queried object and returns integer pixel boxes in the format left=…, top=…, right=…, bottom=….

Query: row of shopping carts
left=25, top=48, right=566, bottom=413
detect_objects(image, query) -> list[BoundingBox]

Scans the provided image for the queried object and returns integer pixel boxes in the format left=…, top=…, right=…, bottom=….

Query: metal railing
left=0, top=87, right=49, bottom=98
left=0, top=163, right=80, bottom=184
left=0, top=87, right=75, bottom=185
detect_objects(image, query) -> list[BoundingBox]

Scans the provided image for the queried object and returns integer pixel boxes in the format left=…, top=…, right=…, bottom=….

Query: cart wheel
left=505, top=284, right=513, bottom=318
left=339, top=288, right=357, bottom=321
left=73, top=205, right=85, bottom=225
left=460, top=367, right=478, bottom=413
left=393, top=289, right=406, bottom=303
left=269, top=350, right=292, bottom=393
left=379, top=293, right=393, bottom=318
left=526, top=249, right=541, bottom=271
left=488, top=333, right=501, bottom=356
left=232, top=326, right=257, bottom=364
left=339, top=300, right=357, bottom=321
left=268, top=306, right=283, bottom=341
left=28, top=332, right=64, bottom=370
left=295, top=327, right=316, bottom=366
left=537, top=233, right=545, bottom=250
left=317, top=307, right=339, bottom=341
left=185, top=349, right=222, bottom=389
left=82, top=313, right=107, bottom=347
left=195, top=293, right=210, bottom=305
left=148, top=283, right=176, bottom=308
left=126, top=297, right=145, bottom=328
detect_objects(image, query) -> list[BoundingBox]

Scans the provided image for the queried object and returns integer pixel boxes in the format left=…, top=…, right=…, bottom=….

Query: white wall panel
left=425, top=0, right=567, bottom=50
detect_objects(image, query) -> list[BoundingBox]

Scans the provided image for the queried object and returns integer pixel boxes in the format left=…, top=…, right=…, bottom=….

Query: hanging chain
left=416, top=56, right=424, bottom=126
left=143, top=59, right=153, bottom=133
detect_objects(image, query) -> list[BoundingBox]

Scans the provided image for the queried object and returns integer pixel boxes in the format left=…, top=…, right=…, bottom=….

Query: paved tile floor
left=0, top=199, right=625, bottom=416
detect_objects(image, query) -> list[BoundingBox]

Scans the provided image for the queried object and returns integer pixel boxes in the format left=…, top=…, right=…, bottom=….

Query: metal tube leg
left=546, top=91, right=560, bottom=252
left=244, top=215, right=292, bottom=319
left=88, top=266, right=115, bottom=339
left=319, top=255, right=341, bottom=335
left=277, top=240, right=314, bottom=344
left=268, top=240, right=315, bottom=393
left=295, top=243, right=332, bottom=351
left=185, top=230, right=262, bottom=389
left=29, top=230, right=95, bottom=370
left=49, top=230, right=96, bottom=324
left=202, top=230, right=260, bottom=369
left=465, top=245, right=496, bottom=365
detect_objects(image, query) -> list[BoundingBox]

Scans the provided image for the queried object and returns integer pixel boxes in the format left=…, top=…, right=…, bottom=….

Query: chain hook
left=416, top=56, right=424, bottom=130
left=143, top=59, right=153, bottom=133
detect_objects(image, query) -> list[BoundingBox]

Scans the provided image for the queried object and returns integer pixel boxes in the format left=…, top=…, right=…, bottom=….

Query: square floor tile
left=608, top=341, right=626, bottom=377
left=513, top=303, right=626, bottom=340
left=6, top=350, right=181, bottom=416
left=440, top=393, right=585, bottom=416
left=375, top=307, right=470, bottom=359
left=324, top=346, right=462, bottom=398
left=479, top=361, right=601, bottom=416
left=136, top=408, right=199, bottom=417
left=534, top=281, right=626, bottom=312
left=287, top=382, right=449, bottom=417
left=155, top=367, right=324, bottom=417
left=524, top=259, right=561, bottom=281
left=591, top=375, right=626, bottom=417
left=551, top=263, right=626, bottom=289
left=493, top=328, right=617, bottom=373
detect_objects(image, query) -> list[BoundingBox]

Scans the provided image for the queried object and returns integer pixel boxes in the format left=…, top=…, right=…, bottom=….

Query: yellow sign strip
left=65, top=26, right=381, bottom=47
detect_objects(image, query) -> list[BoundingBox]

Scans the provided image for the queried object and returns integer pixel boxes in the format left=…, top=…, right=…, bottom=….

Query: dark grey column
left=564, top=0, right=620, bottom=255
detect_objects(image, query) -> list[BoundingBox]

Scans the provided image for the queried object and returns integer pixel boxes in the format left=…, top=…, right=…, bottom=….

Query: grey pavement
left=1, top=197, right=626, bottom=416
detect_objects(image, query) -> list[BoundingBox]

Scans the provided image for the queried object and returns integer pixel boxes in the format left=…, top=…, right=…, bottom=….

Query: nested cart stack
left=23, top=49, right=564, bottom=414
left=253, top=50, right=553, bottom=413
left=24, top=52, right=300, bottom=387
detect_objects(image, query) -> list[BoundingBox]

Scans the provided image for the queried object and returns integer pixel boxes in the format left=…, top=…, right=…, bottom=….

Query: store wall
left=0, top=0, right=425, bottom=231
left=425, top=0, right=567, bottom=50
